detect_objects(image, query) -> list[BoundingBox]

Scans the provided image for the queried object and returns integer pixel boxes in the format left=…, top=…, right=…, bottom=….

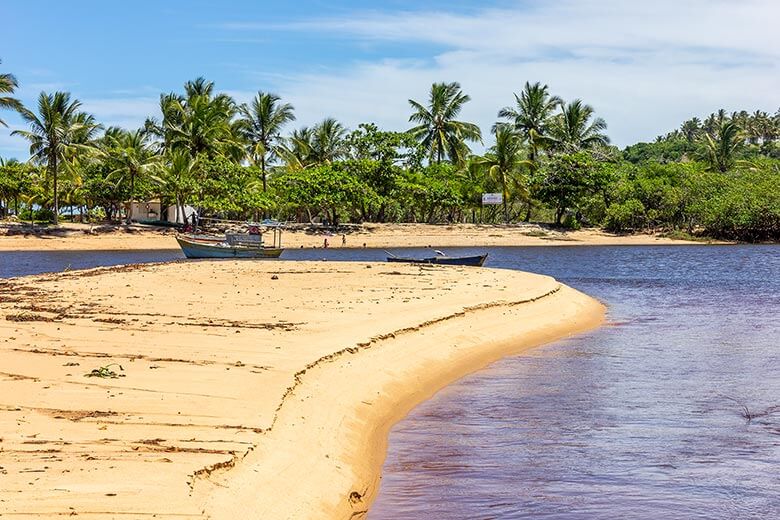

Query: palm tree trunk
left=502, top=174, right=509, bottom=224
left=261, top=154, right=267, bottom=192
left=51, top=155, right=59, bottom=225
left=127, top=171, right=135, bottom=225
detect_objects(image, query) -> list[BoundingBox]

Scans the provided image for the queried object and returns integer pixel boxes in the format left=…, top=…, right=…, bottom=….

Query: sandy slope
left=0, top=260, right=604, bottom=518
left=0, top=222, right=712, bottom=251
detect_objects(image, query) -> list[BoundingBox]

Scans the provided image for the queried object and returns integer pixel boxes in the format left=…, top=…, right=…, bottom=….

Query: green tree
left=408, top=82, right=482, bottom=164
left=81, top=161, right=127, bottom=222
left=680, top=118, right=701, bottom=143
left=394, top=163, right=465, bottom=223
left=146, top=78, right=243, bottom=160
left=280, top=119, right=348, bottom=169
left=702, top=120, right=742, bottom=172
left=279, top=126, right=315, bottom=170
left=538, top=152, right=595, bottom=225
left=238, top=92, right=295, bottom=192
left=153, top=150, right=199, bottom=224
left=101, top=128, right=160, bottom=223
left=12, top=92, right=99, bottom=224
left=0, top=59, right=22, bottom=127
left=547, top=100, right=610, bottom=153
left=0, top=159, right=35, bottom=216
left=310, top=117, right=348, bottom=164
left=470, top=126, right=530, bottom=223
left=275, top=163, right=374, bottom=225
left=497, top=81, right=562, bottom=162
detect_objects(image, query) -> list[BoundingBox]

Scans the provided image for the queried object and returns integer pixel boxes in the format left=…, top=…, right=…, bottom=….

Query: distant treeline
left=0, top=65, right=778, bottom=241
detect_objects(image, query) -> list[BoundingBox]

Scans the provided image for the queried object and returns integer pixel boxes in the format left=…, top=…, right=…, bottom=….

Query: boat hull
left=176, top=237, right=283, bottom=259
left=387, top=254, right=487, bottom=267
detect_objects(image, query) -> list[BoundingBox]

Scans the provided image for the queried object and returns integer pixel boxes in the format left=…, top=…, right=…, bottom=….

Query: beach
left=0, top=259, right=604, bottom=518
left=0, top=222, right=713, bottom=252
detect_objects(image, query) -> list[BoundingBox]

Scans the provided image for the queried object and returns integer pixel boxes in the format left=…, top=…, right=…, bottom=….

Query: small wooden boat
left=176, top=224, right=284, bottom=259
left=177, top=235, right=283, bottom=259
left=386, top=252, right=488, bottom=267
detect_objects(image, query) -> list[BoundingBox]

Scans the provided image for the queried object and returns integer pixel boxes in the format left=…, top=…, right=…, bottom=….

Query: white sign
left=482, top=193, right=503, bottom=205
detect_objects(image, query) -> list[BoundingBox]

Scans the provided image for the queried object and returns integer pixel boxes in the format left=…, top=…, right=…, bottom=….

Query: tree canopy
left=1, top=68, right=778, bottom=242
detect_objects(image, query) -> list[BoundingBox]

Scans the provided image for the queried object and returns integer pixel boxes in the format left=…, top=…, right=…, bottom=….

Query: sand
left=0, top=222, right=714, bottom=252
left=0, top=260, right=604, bottom=518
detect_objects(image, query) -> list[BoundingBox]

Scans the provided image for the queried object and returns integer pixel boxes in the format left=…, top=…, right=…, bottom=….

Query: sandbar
left=0, top=260, right=604, bottom=518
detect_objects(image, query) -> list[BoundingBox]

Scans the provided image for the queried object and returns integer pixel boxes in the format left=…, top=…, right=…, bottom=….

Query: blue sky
left=2, top=0, right=778, bottom=158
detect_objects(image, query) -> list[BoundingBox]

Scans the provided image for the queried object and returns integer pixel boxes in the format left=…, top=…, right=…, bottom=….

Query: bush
left=87, top=207, right=106, bottom=222
left=604, top=199, right=646, bottom=232
left=561, top=213, right=581, bottom=230
left=19, top=207, right=55, bottom=223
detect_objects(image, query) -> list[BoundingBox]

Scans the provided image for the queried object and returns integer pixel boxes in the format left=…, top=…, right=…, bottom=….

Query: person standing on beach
left=323, top=238, right=329, bottom=248
left=342, top=234, right=346, bottom=247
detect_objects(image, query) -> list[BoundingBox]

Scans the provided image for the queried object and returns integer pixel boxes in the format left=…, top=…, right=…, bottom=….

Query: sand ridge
left=0, top=260, right=604, bottom=518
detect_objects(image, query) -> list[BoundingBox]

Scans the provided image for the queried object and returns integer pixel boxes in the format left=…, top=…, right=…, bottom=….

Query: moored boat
left=176, top=235, right=283, bottom=259
left=386, top=252, right=488, bottom=267
left=176, top=221, right=284, bottom=259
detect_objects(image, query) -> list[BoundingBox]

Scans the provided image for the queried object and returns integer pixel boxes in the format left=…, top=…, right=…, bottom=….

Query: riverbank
left=0, top=222, right=722, bottom=251
left=0, top=260, right=603, bottom=518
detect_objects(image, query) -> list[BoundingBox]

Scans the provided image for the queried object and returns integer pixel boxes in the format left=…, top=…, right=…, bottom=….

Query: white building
left=127, top=200, right=196, bottom=224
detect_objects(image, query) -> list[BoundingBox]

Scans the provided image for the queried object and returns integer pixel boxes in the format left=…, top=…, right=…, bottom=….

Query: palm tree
left=102, top=128, right=160, bottom=223
left=497, top=82, right=562, bottom=162
left=238, top=92, right=295, bottom=191
left=310, top=118, right=347, bottom=164
left=279, top=127, right=315, bottom=170
left=146, top=78, right=242, bottom=160
left=408, top=82, right=482, bottom=164
left=12, top=92, right=97, bottom=224
left=547, top=100, right=610, bottom=152
left=0, top=60, right=22, bottom=127
left=680, top=118, right=701, bottom=143
left=470, top=126, right=530, bottom=223
left=702, top=120, right=742, bottom=172
left=153, top=149, right=198, bottom=224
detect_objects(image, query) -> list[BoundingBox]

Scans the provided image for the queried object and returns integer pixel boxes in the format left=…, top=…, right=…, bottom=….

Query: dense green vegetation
left=0, top=65, right=778, bottom=241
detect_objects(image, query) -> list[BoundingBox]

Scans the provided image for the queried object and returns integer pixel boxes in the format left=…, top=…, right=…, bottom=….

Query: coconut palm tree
left=470, top=126, right=530, bottom=223
left=702, top=120, right=742, bottom=172
left=279, top=127, right=315, bottom=170
left=0, top=60, right=22, bottom=127
left=153, top=149, right=198, bottom=224
left=146, top=78, right=242, bottom=160
left=680, top=118, right=701, bottom=143
left=408, top=82, right=482, bottom=164
left=12, top=92, right=98, bottom=224
left=497, top=82, right=562, bottom=162
left=102, top=128, right=160, bottom=223
left=238, top=92, right=295, bottom=191
left=547, top=100, right=610, bottom=152
left=310, top=118, right=347, bottom=164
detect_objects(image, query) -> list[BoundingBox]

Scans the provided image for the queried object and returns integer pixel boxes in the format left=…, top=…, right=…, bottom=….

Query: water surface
left=370, top=245, right=780, bottom=519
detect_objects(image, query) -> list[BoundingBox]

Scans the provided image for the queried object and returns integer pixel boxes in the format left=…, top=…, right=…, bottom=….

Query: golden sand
left=0, top=260, right=604, bottom=518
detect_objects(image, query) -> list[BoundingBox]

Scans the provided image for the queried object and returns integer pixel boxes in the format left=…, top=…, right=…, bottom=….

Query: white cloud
left=80, top=97, right=161, bottom=130
left=0, top=127, right=28, bottom=160
left=227, top=0, right=780, bottom=147
left=3, top=1, right=778, bottom=159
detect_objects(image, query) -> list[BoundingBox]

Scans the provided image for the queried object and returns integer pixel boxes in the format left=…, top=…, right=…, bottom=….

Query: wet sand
left=0, top=222, right=711, bottom=252
left=0, top=260, right=604, bottom=518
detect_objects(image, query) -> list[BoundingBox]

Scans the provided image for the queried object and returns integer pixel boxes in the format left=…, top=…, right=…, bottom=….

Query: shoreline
left=0, top=222, right=730, bottom=252
left=197, top=284, right=604, bottom=518
left=0, top=261, right=604, bottom=518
